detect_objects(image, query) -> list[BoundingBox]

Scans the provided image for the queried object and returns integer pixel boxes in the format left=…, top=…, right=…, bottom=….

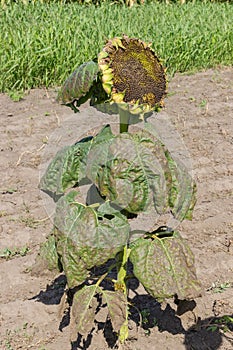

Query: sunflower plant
left=36, top=36, right=201, bottom=345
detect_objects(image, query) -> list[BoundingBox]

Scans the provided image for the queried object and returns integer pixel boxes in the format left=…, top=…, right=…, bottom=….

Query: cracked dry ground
left=0, top=67, right=233, bottom=350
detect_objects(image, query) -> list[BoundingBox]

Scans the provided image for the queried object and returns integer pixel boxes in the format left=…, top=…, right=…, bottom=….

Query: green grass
left=0, top=1, right=232, bottom=92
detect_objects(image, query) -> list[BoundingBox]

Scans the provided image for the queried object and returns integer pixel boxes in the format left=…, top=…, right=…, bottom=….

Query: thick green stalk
left=119, top=108, right=130, bottom=133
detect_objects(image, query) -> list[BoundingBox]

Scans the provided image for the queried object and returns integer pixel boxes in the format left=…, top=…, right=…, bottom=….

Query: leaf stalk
left=119, top=108, right=130, bottom=133
left=115, top=245, right=131, bottom=342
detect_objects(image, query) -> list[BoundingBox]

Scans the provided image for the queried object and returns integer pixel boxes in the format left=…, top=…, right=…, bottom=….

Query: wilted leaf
left=31, top=231, right=61, bottom=276
left=58, top=61, right=99, bottom=111
left=101, top=289, right=127, bottom=333
left=39, top=136, right=92, bottom=199
left=165, top=150, right=196, bottom=221
left=54, top=191, right=129, bottom=250
left=54, top=191, right=129, bottom=288
left=129, top=230, right=201, bottom=300
left=88, top=128, right=171, bottom=215
left=56, top=233, right=90, bottom=289
left=71, top=285, right=99, bottom=337
left=85, top=124, right=114, bottom=182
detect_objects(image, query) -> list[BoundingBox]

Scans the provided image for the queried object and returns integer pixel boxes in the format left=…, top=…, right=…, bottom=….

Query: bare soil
left=0, top=68, right=233, bottom=350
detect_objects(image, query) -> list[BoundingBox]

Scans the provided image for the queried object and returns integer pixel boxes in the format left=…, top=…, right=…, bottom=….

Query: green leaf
left=56, top=232, right=90, bottom=288
left=71, top=285, right=128, bottom=338
left=54, top=191, right=129, bottom=250
left=165, top=151, right=196, bottom=221
left=57, top=61, right=99, bottom=110
left=85, top=124, right=114, bottom=182
left=31, top=231, right=61, bottom=276
left=54, top=191, right=129, bottom=288
left=129, top=230, right=201, bottom=300
left=207, top=325, right=218, bottom=332
left=143, top=121, right=196, bottom=221
left=89, top=129, right=171, bottom=214
left=39, top=136, right=92, bottom=199
left=101, top=289, right=127, bottom=333
left=71, top=285, right=99, bottom=337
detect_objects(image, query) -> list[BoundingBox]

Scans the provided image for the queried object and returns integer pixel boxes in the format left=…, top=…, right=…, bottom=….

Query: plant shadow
left=183, top=316, right=233, bottom=350
left=31, top=274, right=233, bottom=350
left=30, top=274, right=66, bottom=305
left=129, top=291, right=233, bottom=350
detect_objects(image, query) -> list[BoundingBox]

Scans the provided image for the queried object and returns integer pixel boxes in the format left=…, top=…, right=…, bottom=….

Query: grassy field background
left=0, top=1, right=232, bottom=92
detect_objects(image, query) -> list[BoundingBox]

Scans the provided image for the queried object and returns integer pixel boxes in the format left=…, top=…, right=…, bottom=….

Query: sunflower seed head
left=98, top=35, right=167, bottom=116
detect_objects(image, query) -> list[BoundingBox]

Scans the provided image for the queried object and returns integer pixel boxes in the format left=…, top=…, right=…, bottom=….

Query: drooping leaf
left=129, top=230, right=202, bottom=300
left=31, top=231, right=61, bottom=276
left=97, top=200, right=124, bottom=216
left=165, top=150, right=197, bottom=221
left=71, top=285, right=128, bottom=338
left=71, top=285, right=99, bottom=337
left=57, top=61, right=99, bottom=111
left=54, top=191, right=129, bottom=250
left=88, top=128, right=171, bottom=215
left=54, top=191, right=129, bottom=288
left=100, top=289, right=127, bottom=333
left=85, top=124, right=114, bottom=182
left=56, top=232, right=90, bottom=289
left=39, top=136, right=92, bottom=199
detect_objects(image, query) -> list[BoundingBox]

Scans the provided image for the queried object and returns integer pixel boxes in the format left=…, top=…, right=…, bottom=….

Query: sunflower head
left=98, top=35, right=167, bottom=117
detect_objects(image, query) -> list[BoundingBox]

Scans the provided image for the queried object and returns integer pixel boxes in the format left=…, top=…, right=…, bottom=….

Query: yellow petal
left=103, top=83, right=112, bottom=95
left=103, top=68, right=113, bottom=74
left=111, top=37, right=126, bottom=50
left=112, top=92, right=125, bottom=103
left=98, top=50, right=109, bottom=60
left=102, top=73, right=113, bottom=83
left=99, top=64, right=109, bottom=71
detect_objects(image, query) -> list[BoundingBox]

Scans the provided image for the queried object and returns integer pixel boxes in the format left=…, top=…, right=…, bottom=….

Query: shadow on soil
left=31, top=275, right=233, bottom=350
left=129, top=293, right=233, bottom=350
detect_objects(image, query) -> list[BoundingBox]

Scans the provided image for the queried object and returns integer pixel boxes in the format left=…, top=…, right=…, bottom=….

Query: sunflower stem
left=115, top=244, right=131, bottom=343
left=119, top=108, right=130, bottom=133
